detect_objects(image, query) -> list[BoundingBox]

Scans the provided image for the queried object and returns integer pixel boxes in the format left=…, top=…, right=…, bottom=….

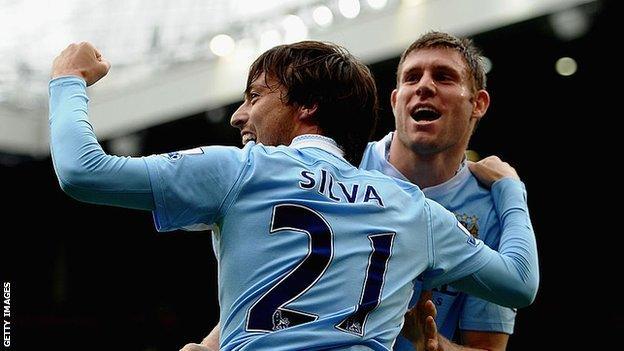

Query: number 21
left=246, top=204, right=395, bottom=337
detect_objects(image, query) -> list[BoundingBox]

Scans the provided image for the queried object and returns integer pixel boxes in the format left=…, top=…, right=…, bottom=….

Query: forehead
left=400, top=47, right=468, bottom=75
left=249, top=72, right=268, bottom=87
left=248, top=71, right=281, bottom=90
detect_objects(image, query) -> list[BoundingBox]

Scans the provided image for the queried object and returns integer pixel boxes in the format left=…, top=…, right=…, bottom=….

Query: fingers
left=94, top=58, right=112, bottom=82
left=468, top=155, right=520, bottom=187
left=424, top=315, right=439, bottom=351
left=84, top=42, right=110, bottom=85
left=416, top=291, right=436, bottom=320
left=52, top=41, right=110, bottom=86
left=93, top=45, right=112, bottom=71
left=424, top=315, right=437, bottom=338
left=423, top=299, right=437, bottom=320
left=416, top=290, right=433, bottom=313
left=93, top=45, right=102, bottom=59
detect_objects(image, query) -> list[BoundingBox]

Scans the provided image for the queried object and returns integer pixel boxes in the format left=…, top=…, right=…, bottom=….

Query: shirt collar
left=421, top=160, right=470, bottom=198
left=290, top=134, right=345, bottom=158
left=374, top=132, right=409, bottom=181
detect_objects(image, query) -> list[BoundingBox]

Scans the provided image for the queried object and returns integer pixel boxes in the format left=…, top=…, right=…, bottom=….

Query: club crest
left=455, top=213, right=479, bottom=238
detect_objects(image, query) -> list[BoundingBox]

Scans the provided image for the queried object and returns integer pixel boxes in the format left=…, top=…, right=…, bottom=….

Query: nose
left=415, top=73, right=436, bottom=98
left=230, top=102, right=248, bottom=129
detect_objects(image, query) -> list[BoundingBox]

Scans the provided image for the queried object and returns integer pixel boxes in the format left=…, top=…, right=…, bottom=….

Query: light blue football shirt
left=360, top=132, right=518, bottom=350
left=143, top=135, right=496, bottom=351
left=49, top=76, right=538, bottom=351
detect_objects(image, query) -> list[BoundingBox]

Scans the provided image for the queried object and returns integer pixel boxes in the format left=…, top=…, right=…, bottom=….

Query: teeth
left=415, top=107, right=438, bottom=113
left=242, top=134, right=256, bottom=144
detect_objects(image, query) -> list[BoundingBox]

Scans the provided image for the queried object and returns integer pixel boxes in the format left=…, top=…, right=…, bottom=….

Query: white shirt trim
left=374, top=132, right=409, bottom=182
left=290, top=134, right=345, bottom=158
left=422, top=162, right=470, bottom=198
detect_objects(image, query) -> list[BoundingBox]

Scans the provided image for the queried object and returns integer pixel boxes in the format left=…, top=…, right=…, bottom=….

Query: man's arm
left=437, top=156, right=517, bottom=351
left=179, top=343, right=217, bottom=351
left=404, top=292, right=508, bottom=351
left=49, top=42, right=155, bottom=210
left=428, top=332, right=508, bottom=351
left=455, top=331, right=509, bottom=351
left=424, top=153, right=539, bottom=308
left=424, top=179, right=538, bottom=308
left=200, top=322, right=220, bottom=350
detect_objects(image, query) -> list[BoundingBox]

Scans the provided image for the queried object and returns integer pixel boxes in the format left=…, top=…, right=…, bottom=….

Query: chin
left=408, top=137, right=441, bottom=154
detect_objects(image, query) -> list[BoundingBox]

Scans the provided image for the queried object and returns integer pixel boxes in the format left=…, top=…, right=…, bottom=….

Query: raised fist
left=52, top=42, right=111, bottom=86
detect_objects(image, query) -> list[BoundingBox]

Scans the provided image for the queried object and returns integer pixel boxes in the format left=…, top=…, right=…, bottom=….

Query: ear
left=298, top=103, right=318, bottom=121
left=390, top=89, right=398, bottom=111
left=472, top=89, right=490, bottom=121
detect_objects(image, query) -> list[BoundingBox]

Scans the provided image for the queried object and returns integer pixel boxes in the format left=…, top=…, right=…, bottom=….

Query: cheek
left=397, top=90, right=411, bottom=107
left=250, top=106, right=269, bottom=130
left=459, top=85, right=471, bottom=98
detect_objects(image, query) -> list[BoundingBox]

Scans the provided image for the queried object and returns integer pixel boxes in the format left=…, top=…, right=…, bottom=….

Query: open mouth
left=242, top=133, right=256, bottom=144
left=410, top=107, right=441, bottom=122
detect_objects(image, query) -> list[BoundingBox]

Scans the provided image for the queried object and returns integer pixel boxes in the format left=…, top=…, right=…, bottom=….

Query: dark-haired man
left=196, top=32, right=536, bottom=351
left=49, top=40, right=537, bottom=351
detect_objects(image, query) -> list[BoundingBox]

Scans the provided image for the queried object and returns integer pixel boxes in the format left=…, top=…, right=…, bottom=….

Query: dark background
left=2, top=1, right=618, bottom=349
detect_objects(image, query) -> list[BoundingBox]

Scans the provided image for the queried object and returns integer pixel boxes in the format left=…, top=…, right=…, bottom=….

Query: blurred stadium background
left=1, top=0, right=616, bottom=349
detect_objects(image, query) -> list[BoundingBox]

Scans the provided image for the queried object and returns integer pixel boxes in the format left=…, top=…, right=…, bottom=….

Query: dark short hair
left=396, top=31, right=487, bottom=93
left=247, top=41, right=378, bottom=166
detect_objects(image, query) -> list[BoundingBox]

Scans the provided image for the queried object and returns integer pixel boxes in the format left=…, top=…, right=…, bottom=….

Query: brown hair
left=396, top=31, right=487, bottom=93
left=247, top=41, right=378, bottom=166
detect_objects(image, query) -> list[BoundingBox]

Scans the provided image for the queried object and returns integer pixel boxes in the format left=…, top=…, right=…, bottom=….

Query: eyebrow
left=401, top=63, right=462, bottom=81
left=244, top=83, right=266, bottom=99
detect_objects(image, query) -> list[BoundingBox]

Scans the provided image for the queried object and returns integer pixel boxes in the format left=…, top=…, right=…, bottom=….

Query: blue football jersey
left=360, top=133, right=517, bottom=350
left=144, top=135, right=493, bottom=351
left=50, top=77, right=537, bottom=351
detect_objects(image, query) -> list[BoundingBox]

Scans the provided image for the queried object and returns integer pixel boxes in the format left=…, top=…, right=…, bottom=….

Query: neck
left=388, top=137, right=465, bottom=189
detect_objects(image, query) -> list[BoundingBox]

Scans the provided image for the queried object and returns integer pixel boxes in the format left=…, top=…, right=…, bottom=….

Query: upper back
left=145, top=138, right=485, bottom=351
left=215, top=144, right=433, bottom=350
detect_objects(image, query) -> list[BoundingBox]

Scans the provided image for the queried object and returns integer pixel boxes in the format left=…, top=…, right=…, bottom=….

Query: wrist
left=52, top=70, right=85, bottom=80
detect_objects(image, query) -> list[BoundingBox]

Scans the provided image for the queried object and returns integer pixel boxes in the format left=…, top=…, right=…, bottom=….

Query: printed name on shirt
left=299, top=169, right=384, bottom=207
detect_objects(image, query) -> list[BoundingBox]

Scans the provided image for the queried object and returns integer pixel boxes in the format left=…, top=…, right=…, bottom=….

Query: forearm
left=451, top=179, right=538, bottom=308
left=406, top=332, right=489, bottom=351
left=49, top=76, right=154, bottom=210
left=488, top=178, right=538, bottom=304
left=492, top=178, right=538, bottom=279
left=437, top=336, right=487, bottom=351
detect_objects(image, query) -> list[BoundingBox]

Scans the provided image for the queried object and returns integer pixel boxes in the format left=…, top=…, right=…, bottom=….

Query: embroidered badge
left=456, top=213, right=479, bottom=238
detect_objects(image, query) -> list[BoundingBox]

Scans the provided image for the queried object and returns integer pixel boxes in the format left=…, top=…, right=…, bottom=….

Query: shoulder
left=361, top=133, right=392, bottom=164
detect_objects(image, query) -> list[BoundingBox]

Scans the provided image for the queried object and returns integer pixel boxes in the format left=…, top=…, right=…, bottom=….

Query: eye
left=434, top=71, right=458, bottom=83
left=249, top=92, right=261, bottom=104
left=403, top=73, right=420, bottom=84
